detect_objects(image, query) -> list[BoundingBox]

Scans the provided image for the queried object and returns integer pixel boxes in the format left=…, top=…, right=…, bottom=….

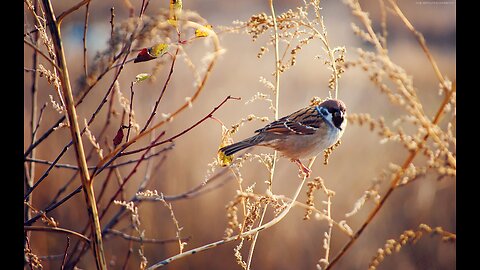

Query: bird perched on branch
left=219, top=99, right=347, bottom=177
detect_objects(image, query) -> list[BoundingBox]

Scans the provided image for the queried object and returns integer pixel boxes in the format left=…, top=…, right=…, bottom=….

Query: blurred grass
left=24, top=0, right=455, bottom=269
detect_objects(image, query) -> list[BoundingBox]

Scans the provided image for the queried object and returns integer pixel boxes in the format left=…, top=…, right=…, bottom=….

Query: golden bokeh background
left=24, top=1, right=455, bottom=269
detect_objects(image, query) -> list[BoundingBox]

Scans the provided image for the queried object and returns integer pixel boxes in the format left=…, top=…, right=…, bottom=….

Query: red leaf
left=113, top=127, right=124, bottom=147
left=134, top=48, right=155, bottom=63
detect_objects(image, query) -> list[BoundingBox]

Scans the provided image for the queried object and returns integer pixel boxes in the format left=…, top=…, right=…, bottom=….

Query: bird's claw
left=293, top=159, right=311, bottom=178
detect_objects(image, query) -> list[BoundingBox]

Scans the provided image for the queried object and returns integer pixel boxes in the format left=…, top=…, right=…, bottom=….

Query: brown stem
left=141, top=47, right=179, bottom=133
left=326, top=81, right=456, bottom=269
left=247, top=0, right=281, bottom=267
left=61, top=237, right=70, bottom=270
left=25, top=0, right=40, bottom=262
left=57, top=0, right=91, bottom=24
left=389, top=0, right=447, bottom=90
left=94, top=21, right=222, bottom=172
left=25, top=226, right=90, bottom=243
left=82, top=2, right=89, bottom=79
left=123, top=96, right=240, bottom=156
left=41, top=0, right=107, bottom=268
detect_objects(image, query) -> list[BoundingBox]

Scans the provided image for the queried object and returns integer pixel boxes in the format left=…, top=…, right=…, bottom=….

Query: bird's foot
left=293, top=159, right=311, bottom=178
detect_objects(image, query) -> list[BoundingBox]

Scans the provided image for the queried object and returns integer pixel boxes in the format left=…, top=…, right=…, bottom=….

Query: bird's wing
left=255, top=106, right=324, bottom=136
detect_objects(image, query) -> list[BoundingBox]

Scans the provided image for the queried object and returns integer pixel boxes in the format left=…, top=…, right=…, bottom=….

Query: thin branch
left=99, top=96, right=240, bottom=224
left=24, top=142, right=71, bottom=200
left=388, top=0, right=448, bottom=91
left=126, top=82, right=135, bottom=142
left=25, top=145, right=174, bottom=170
left=141, top=47, right=180, bottom=133
left=41, top=1, right=107, bottom=268
left=24, top=39, right=61, bottom=71
left=139, top=0, right=150, bottom=17
left=24, top=32, right=135, bottom=199
left=106, top=229, right=191, bottom=244
left=61, top=237, right=70, bottom=270
left=325, top=81, right=456, bottom=269
left=103, top=166, right=231, bottom=245
left=32, top=103, right=47, bottom=140
left=26, top=0, right=40, bottom=231
left=123, top=95, right=240, bottom=156
left=82, top=2, right=90, bottom=79
left=24, top=186, right=82, bottom=226
left=23, top=12, right=136, bottom=159
left=94, top=21, right=222, bottom=173
left=247, top=0, right=280, bottom=268
left=57, top=0, right=91, bottom=24
left=98, top=131, right=166, bottom=222
left=121, top=228, right=134, bottom=270
left=25, top=226, right=90, bottom=243
left=136, top=167, right=232, bottom=202
left=146, top=158, right=317, bottom=269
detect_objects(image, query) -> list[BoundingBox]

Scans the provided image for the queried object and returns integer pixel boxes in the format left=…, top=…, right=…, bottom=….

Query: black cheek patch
left=333, top=114, right=344, bottom=130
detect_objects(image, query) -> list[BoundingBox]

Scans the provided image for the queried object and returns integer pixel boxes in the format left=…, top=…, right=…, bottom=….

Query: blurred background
left=24, top=0, right=455, bottom=269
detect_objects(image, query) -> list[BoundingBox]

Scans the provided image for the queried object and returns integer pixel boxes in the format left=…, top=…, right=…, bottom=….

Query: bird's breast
left=267, top=126, right=343, bottom=160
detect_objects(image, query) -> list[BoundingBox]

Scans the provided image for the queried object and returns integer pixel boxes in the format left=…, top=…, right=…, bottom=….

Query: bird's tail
left=219, top=138, right=258, bottom=156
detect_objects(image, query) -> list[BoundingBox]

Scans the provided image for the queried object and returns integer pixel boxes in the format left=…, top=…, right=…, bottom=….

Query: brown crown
left=319, top=99, right=346, bottom=112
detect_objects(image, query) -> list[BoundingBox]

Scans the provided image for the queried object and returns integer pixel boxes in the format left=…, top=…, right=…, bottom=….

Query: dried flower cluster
left=230, top=0, right=344, bottom=99
left=24, top=0, right=454, bottom=269
left=368, top=224, right=456, bottom=270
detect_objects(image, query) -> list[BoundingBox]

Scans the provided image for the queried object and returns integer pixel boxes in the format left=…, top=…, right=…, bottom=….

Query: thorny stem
left=41, top=0, right=107, bottom=268
left=247, top=0, right=281, bottom=268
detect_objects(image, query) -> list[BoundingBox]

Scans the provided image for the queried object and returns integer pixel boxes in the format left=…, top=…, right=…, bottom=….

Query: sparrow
left=219, top=99, right=347, bottom=177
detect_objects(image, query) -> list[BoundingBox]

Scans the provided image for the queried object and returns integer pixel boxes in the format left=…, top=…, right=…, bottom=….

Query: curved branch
left=25, top=226, right=90, bottom=243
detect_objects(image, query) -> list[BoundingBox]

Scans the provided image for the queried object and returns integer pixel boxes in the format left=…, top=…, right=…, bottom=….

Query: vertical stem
left=82, top=2, right=90, bottom=79
left=41, top=1, right=107, bottom=269
left=388, top=0, right=447, bottom=91
left=246, top=1, right=281, bottom=268
left=25, top=1, right=39, bottom=262
left=271, top=0, right=280, bottom=122
left=323, top=194, right=333, bottom=266
left=326, top=81, right=456, bottom=270
left=126, top=82, right=135, bottom=142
